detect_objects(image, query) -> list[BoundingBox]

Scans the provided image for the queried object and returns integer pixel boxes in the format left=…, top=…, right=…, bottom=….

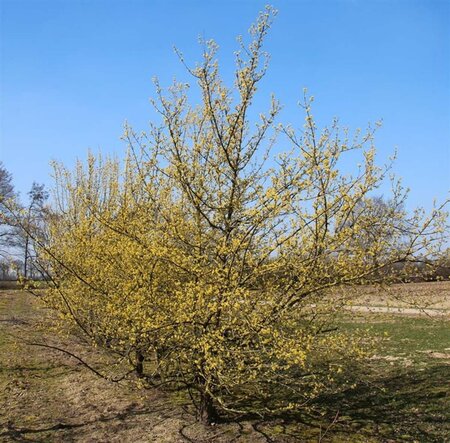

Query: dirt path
left=346, top=305, right=450, bottom=317
left=348, top=280, right=450, bottom=310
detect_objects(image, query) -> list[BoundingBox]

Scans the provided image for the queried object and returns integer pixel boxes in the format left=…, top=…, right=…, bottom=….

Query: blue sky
left=1, top=0, right=449, bottom=211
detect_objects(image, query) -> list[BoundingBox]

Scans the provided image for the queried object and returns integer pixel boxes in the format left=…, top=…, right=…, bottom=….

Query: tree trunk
left=24, top=235, right=29, bottom=278
left=198, top=390, right=218, bottom=425
left=136, top=351, right=144, bottom=377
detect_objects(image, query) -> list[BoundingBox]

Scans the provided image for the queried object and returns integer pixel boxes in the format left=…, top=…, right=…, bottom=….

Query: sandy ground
left=341, top=280, right=450, bottom=316
left=346, top=305, right=449, bottom=317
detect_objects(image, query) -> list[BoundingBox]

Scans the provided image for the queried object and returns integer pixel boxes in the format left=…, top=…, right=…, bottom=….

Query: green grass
left=241, top=314, right=450, bottom=442
left=304, top=314, right=450, bottom=442
left=340, top=314, right=450, bottom=362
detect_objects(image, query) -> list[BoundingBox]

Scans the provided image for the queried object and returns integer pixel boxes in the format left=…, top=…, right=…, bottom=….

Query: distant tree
left=340, top=195, right=409, bottom=278
left=20, top=183, right=49, bottom=278
left=0, top=258, right=10, bottom=280
left=0, top=162, right=14, bottom=200
left=0, top=162, right=18, bottom=260
left=34, top=7, right=448, bottom=424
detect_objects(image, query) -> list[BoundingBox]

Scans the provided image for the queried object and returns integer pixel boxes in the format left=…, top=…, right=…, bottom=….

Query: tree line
left=0, top=161, right=48, bottom=280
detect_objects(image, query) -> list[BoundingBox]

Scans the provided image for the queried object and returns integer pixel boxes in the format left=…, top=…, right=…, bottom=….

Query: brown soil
left=0, top=291, right=268, bottom=443
left=346, top=280, right=450, bottom=311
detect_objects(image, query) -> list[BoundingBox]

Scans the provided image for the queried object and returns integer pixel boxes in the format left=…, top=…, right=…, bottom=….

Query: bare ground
left=1, top=286, right=449, bottom=442
left=0, top=291, right=330, bottom=443
left=347, top=280, right=450, bottom=311
left=346, top=305, right=449, bottom=317
left=0, top=292, right=238, bottom=442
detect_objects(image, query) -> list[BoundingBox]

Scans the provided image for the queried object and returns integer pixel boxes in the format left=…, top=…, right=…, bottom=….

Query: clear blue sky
left=1, top=0, right=449, bottom=211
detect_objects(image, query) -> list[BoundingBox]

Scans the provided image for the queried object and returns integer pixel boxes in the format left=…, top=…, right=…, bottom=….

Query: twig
left=23, top=340, right=134, bottom=382
left=318, top=410, right=339, bottom=443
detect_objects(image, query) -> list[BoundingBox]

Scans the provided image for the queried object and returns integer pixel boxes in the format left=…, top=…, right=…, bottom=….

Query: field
left=1, top=283, right=449, bottom=442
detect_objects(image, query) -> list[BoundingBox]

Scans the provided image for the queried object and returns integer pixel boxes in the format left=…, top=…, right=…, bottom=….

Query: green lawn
left=309, top=315, right=450, bottom=441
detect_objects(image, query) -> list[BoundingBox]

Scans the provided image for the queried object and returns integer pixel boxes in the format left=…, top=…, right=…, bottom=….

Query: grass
left=341, top=314, right=450, bottom=362
left=0, top=281, right=21, bottom=290
left=312, top=314, right=450, bottom=441
left=0, top=288, right=449, bottom=442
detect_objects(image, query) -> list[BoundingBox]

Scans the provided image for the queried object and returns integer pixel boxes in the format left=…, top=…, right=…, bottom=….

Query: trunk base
left=136, top=352, right=144, bottom=378
left=199, top=391, right=218, bottom=425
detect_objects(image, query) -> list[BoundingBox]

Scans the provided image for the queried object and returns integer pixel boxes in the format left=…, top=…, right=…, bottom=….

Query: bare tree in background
left=21, top=182, right=49, bottom=278
left=0, top=162, right=18, bottom=261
